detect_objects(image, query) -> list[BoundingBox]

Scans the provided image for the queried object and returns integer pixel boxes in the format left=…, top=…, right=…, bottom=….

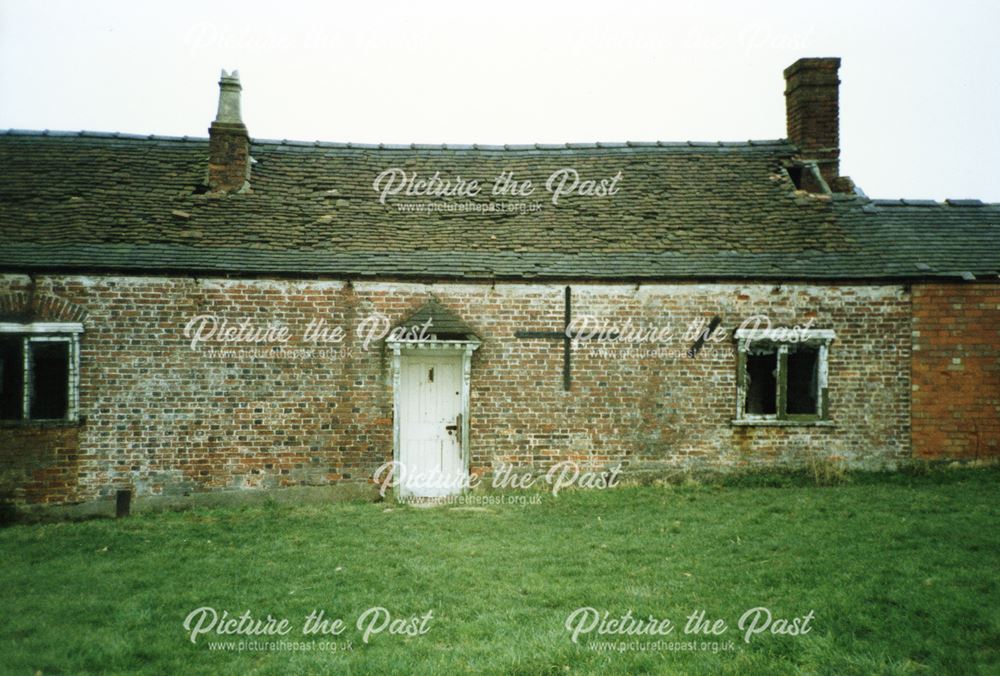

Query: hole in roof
left=192, top=183, right=210, bottom=195
left=786, top=165, right=804, bottom=190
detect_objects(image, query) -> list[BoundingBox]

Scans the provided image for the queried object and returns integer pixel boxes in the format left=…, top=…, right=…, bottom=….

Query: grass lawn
left=1, top=468, right=998, bottom=675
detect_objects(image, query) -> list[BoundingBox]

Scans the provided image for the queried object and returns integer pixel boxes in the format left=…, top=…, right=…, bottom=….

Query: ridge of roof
left=864, top=198, right=1000, bottom=210
left=0, top=128, right=793, bottom=153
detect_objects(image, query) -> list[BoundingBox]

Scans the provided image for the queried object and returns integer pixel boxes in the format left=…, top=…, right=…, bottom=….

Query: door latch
left=445, top=413, right=463, bottom=442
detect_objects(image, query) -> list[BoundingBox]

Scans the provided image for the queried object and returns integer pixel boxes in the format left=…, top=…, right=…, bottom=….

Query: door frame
left=388, top=339, right=480, bottom=498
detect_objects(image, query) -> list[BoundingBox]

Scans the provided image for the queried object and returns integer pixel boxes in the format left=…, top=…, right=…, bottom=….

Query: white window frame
left=733, top=328, right=834, bottom=426
left=0, top=322, right=82, bottom=422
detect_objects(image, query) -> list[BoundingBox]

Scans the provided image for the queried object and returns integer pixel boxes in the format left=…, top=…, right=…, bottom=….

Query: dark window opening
left=29, top=341, right=69, bottom=419
left=745, top=350, right=777, bottom=415
left=786, top=165, right=804, bottom=190
left=0, top=337, right=24, bottom=420
left=786, top=345, right=820, bottom=415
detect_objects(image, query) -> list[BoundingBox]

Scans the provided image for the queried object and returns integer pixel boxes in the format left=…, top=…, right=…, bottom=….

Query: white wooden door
left=399, top=353, right=465, bottom=497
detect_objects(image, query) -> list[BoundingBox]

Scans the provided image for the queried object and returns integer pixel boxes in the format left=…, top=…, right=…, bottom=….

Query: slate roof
left=1, top=129, right=998, bottom=281
left=394, top=300, right=481, bottom=340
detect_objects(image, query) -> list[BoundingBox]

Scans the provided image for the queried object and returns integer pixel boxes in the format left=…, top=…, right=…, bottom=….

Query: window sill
left=731, top=419, right=833, bottom=427
left=0, top=417, right=84, bottom=429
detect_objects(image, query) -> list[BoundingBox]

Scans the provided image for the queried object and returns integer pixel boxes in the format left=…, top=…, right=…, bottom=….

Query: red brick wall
left=0, top=275, right=913, bottom=505
left=911, top=283, right=1000, bottom=460
left=0, top=426, right=81, bottom=504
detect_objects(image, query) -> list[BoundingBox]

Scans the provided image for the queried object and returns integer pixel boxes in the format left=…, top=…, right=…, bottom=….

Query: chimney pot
left=215, top=69, right=243, bottom=124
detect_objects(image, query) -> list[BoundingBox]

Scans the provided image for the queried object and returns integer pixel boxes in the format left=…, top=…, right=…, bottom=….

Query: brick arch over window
left=0, top=292, right=88, bottom=324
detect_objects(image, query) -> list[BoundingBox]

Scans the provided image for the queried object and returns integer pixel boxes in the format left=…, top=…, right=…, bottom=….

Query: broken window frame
left=733, top=329, right=834, bottom=425
left=0, top=322, right=82, bottom=422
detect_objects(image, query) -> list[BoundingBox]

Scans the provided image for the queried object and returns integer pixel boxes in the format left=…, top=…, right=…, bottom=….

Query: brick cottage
left=0, top=58, right=998, bottom=509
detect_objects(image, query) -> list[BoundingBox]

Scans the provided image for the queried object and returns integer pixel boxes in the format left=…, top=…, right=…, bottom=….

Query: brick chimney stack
left=208, top=69, right=250, bottom=193
left=784, top=58, right=841, bottom=190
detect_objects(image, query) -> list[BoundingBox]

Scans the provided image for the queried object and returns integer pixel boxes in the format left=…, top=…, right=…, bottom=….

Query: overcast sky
left=1, top=0, right=997, bottom=201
